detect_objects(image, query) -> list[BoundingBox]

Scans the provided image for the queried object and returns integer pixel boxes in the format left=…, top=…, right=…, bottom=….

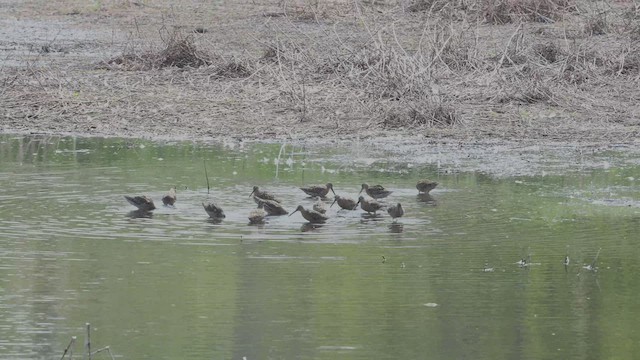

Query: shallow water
left=1, top=135, right=639, bottom=359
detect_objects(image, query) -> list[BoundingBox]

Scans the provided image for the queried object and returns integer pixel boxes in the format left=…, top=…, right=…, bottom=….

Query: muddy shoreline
left=2, top=0, right=639, bottom=174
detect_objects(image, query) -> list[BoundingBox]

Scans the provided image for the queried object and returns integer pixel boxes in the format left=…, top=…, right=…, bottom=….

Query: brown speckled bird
left=300, top=183, right=336, bottom=198
left=253, top=196, right=289, bottom=216
left=387, top=203, right=405, bottom=222
left=249, top=186, right=281, bottom=203
left=359, top=183, right=392, bottom=199
left=203, top=202, right=226, bottom=219
left=162, top=187, right=177, bottom=206
left=125, top=195, right=156, bottom=212
left=248, top=208, right=267, bottom=224
left=357, top=196, right=383, bottom=214
left=313, top=200, right=327, bottom=214
left=416, top=179, right=438, bottom=194
left=289, top=205, right=329, bottom=223
left=331, top=195, right=358, bottom=210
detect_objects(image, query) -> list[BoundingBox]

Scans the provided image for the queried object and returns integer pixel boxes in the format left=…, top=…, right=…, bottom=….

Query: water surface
left=1, top=135, right=639, bottom=359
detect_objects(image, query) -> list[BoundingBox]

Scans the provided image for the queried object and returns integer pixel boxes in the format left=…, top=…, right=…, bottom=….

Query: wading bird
left=331, top=195, right=358, bottom=210
left=313, top=200, right=327, bottom=214
left=125, top=195, right=156, bottom=212
left=357, top=196, right=383, bottom=214
left=248, top=208, right=267, bottom=224
left=203, top=202, right=226, bottom=219
left=289, top=205, right=329, bottom=223
left=249, top=186, right=281, bottom=203
left=359, top=183, right=392, bottom=199
left=162, top=187, right=177, bottom=206
left=416, top=179, right=438, bottom=194
left=300, top=183, right=336, bottom=198
left=387, top=203, right=404, bottom=222
left=253, top=196, right=289, bottom=216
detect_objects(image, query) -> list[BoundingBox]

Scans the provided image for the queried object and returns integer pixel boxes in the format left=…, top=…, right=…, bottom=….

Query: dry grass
left=407, top=0, right=454, bottom=13
left=583, top=12, right=609, bottom=36
left=533, top=42, right=562, bottom=63
left=498, top=78, right=555, bottom=105
left=1, top=0, right=639, bottom=142
left=100, top=30, right=214, bottom=70
left=480, top=0, right=576, bottom=24
left=383, top=102, right=460, bottom=128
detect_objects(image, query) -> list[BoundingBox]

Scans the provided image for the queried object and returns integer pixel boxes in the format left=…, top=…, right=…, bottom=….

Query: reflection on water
left=1, top=135, right=640, bottom=360
left=359, top=213, right=385, bottom=223
left=205, top=217, right=224, bottom=225
left=300, top=222, right=324, bottom=232
left=388, top=222, right=404, bottom=233
left=126, top=210, right=154, bottom=219
left=416, top=193, right=437, bottom=205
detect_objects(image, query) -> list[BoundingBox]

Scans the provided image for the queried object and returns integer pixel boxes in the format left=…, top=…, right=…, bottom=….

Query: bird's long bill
left=249, top=189, right=255, bottom=198
left=358, top=188, right=363, bottom=195
left=330, top=187, right=336, bottom=196
left=288, top=209, right=299, bottom=217
left=330, top=198, right=337, bottom=208
left=356, top=198, right=361, bottom=206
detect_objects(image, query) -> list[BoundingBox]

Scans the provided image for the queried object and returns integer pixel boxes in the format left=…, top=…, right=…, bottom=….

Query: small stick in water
left=59, top=336, right=76, bottom=360
left=584, top=248, right=602, bottom=271
left=592, top=248, right=601, bottom=268
left=85, top=323, right=91, bottom=360
left=90, top=346, right=115, bottom=360
left=204, top=160, right=210, bottom=194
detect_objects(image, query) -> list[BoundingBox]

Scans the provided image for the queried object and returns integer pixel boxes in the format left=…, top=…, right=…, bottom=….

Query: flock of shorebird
left=124, top=179, right=439, bottom=225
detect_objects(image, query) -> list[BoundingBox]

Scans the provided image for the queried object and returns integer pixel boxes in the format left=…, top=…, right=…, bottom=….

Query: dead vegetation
left=100, top=30, right=214, bottom=70
left=383, top=102, right=460, bottom=128
left=480, top=0, right=576, bottom=24
left=1, top=0, right=639, bottom=142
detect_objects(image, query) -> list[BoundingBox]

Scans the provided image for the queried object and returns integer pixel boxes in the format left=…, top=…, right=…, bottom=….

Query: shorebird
left=387, top=203, right=404, bottom=222
left=162, top=187, right=177, bottom=206
left=300, top=183, right=336, bottom=198
left=359, top=183, right=392, bottom=199
left=357, top=196, right=383, bottom=214
left=124, top=195, right=156, bottom=212
left=249, top=186, right=281, bottom=203
left=313, top=200, right=327, bottom=214
left=289, top=205, right=329, bottom=223
left=416, top=179, right=438, bottom=194
left=248, top=208, right=267, bottom=224
left=516, top=258, right=527, bottom=267
left=483, top=263, right=495, bottom=272
left=203, top=202, right=226, bottom=219
left=331, top=195, right=358, bottom=210
left=253, top=196, right=289, bottom=216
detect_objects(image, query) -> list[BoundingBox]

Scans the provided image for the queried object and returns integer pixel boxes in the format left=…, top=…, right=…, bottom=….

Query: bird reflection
left=206, top=217, right=224, bottom=225
left=248, top=222, right=266, bottom=229
left=360, top=212, right=384, bottom=222
left=417, top=193, right=437, bottom=205
left=388, top=223, right=404, bottom=233
left=127, top=210, right=153, bottom=219
left=300, top=223, right=323, bottom=232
